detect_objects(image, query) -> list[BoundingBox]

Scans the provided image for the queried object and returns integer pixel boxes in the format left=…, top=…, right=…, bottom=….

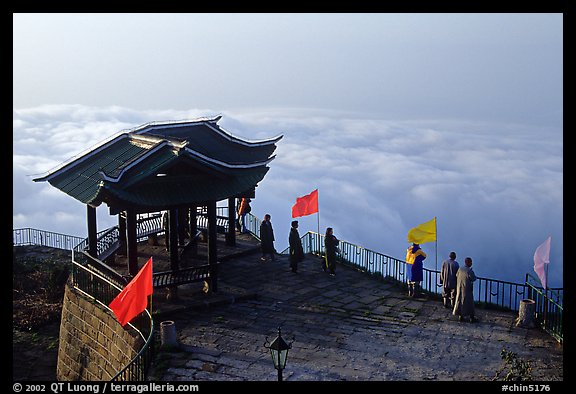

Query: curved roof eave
left=32, top=115, right=282, bottom=183
left=33, top=132, right=132, bottom=183
left=98, top=145, right=275, bottom=184
left=133, top=116, right=283, bottom=147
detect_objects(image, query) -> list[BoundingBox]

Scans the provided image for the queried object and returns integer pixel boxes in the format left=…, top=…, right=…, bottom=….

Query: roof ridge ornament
left=209, top=115, right=223, bottom=123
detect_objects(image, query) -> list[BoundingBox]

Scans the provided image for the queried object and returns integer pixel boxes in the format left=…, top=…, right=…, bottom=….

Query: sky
left=13, top=13, right=563, bottom=287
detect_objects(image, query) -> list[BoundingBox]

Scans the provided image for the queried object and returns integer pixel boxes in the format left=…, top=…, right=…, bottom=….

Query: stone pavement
left=148, top=235, right=563, bottom=382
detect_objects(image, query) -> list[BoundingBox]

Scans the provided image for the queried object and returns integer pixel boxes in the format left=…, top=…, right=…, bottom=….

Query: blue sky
left=13, top=13, right=563, bottom=286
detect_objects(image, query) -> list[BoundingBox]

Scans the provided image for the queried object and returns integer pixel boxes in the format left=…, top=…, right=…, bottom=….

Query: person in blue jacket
left=406, top=243, right=426, bottom=297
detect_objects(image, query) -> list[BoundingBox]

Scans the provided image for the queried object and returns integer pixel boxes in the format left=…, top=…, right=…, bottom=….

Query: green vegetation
left=13, top=246, right=71, bottom=330
left=47, top=338, right=59, bottom=351
left=493, top=349, right=533, bottom=381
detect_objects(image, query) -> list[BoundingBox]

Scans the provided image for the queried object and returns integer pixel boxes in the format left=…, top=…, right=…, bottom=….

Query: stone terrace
left=141, top=234, right=562, bottom=381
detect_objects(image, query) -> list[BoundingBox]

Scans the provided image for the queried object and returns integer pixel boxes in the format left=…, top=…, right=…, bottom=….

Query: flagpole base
left=160, top=320, right=179, bottom=349
left=515, top=299, right=536, bottom=328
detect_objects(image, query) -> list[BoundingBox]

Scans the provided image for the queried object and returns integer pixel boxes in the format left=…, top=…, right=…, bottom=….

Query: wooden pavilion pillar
left=207, top=200, right=218, bottom=293
left=87, top=205, right=98, bottom=258
left=188, top=205, right=198, bottom=257
left=169, top=208, right=179, bottom=271
left=178, top=207, right=187, bottom=246
left=226, top=197, right=236, bottom=246
left=117, top=212, right=127, bottom=256
left=126, top=208, right=138, bottom=277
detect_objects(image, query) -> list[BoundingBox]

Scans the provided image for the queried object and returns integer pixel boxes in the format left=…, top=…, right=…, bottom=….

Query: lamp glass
left=269, top=348, right=289, bottom=370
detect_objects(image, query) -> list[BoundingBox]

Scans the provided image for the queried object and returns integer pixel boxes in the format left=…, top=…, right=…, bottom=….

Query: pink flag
left=533, top=236, right=551, bottom=289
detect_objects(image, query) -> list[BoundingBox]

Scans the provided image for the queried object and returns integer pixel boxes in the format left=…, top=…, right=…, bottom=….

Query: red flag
left=109, top=257, right=153, bottom=326
left=292, top=189, right=319, bottom=218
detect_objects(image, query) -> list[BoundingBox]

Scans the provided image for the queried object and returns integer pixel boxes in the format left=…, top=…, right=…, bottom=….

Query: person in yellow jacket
left=406, top=243, right=426, bottom=297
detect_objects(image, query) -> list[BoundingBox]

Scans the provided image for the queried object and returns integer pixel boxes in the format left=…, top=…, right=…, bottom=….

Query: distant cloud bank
left=13, top=105, right=563, bottom=287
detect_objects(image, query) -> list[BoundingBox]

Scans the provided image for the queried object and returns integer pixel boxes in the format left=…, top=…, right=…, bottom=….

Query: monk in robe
left=453, top=257, right=478, bottom=322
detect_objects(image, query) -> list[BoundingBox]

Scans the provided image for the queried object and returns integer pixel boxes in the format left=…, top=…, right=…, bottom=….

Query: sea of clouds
left=13, top=105, right=563, bottom=287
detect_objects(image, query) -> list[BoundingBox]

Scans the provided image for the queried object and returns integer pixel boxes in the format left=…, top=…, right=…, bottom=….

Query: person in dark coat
left=440, top=251, right=460, bottom=308
left=324, top=227, right=339, bottom=276
left=259, top=214, right=276, bottom=261
left=289, top=220, right=304, bottom=273
left=453, top=257, right=478, bottom=322
left=405, top=243, right=426, bottom=297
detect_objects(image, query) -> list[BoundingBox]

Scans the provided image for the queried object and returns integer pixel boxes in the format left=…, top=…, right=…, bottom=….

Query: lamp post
left=264, top=326, right=293, bottom=381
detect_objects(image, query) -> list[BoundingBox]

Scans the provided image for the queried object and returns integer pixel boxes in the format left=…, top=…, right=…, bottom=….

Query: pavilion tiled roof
left=34, top=116, right=282, bottom=211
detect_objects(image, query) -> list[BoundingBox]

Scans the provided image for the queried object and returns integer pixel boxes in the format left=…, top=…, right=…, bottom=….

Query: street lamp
left=264, top=326, right=294, bottom=381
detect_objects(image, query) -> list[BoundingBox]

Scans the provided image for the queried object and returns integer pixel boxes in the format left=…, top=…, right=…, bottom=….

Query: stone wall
left=57, top=282, right=143, bottom=381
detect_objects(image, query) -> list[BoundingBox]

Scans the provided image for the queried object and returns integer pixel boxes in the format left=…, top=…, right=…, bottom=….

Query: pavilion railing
left=281, top=231, right=563, bottom=342
left=153, top=265, right=211, bottom=288
left=72, top=214, right=165, bottom=258
left=214, top=206, right=261, bottom=238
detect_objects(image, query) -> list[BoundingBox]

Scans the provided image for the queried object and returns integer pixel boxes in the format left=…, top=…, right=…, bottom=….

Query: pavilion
left=34, top=115, right=282, bottom=292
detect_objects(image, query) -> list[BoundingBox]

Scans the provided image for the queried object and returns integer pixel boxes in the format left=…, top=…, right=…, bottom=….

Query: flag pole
left=435, top=216, right=438, bottom=273
left=149, top=258, right=153, bottom=318
left=543, top=263, right=548, bottom=325
left=544, top=238, right=550, bottom=325
left=317, top=188, right=321, bottom=255
left=317, top=188, right=320, bottom=235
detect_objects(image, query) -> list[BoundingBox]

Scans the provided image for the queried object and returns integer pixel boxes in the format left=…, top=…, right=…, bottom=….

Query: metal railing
left=525, top=273, right=563, bottom=343
left=245, top=212, right=261, bottom=239
left=72, top=214, right=164, bottom=258
left=197, top=215, right=230, bottom=233
left=153, top=265, right=211, bottom=288
left=71, top=251, right=154, bottom=381
left=214, top=206, right=261, bottom=238
left=281, top=231, right=563, bottom=342
left=13, top=228, right=85, bottom=251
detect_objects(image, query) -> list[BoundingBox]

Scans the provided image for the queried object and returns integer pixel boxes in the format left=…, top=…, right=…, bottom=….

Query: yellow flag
left=407, top=217, right=436, bottom=244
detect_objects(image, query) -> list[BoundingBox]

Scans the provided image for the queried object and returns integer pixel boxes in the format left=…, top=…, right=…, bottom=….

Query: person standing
left=453, top=257, right=478, bottom=322
left=405, top=243, right=426, bottom=297
left=259, top=214, right=276, bottom=261
left=289, top=220, right=304, bottom=273
left=324, top=227, right=339, bottom=276
left=440, top=251, right=460, bottom=308
left=237, top=197, right=251, bottom=233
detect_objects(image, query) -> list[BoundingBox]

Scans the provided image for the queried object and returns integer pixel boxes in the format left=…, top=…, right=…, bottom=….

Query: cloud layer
left=13, top=105, right=563, bottom=287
